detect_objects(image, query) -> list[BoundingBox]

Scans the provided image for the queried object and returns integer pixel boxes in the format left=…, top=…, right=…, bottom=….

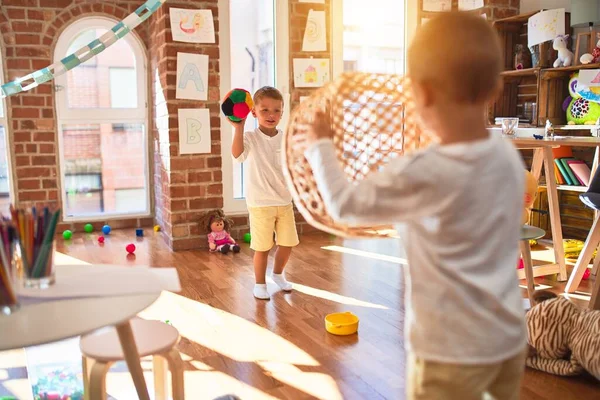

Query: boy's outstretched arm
left=296, top=112, right=438, bottom=225
left=303, top=139, right=435, bottom=225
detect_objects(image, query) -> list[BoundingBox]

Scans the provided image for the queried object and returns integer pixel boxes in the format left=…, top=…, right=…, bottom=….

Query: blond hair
left=253, top=86, right=284, bottom=104
left=408, top=12, right=502, bottom=104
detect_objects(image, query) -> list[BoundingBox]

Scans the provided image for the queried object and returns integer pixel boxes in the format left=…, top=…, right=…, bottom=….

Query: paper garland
left=0, top=0, right=166, bottom=99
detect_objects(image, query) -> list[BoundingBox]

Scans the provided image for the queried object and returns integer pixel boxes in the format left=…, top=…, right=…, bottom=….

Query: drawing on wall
left=422, top=0, right=451, bottom=12
left=302, top=9, right=327, bottom=52
left=293, top=58, right=330, bottom=88
left=528, top=8, right=565, bottom=48
left=176, top=53, right=208, bottom=100
left=458, top=0, right=484, bottom=11
left=170, top=7, right=215, bottom=43
left=178, top=108, right=211, bottom=154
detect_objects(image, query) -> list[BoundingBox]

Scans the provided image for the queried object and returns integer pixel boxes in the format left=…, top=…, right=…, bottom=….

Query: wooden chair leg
left=566, top=216, right=600, bottom=293
left=591, top=241, right=600, bottom=278
left=161, top=348, right=185, bottom=400
left=520, top=240, right=536, bottom=305
left=153, top=355, right=169, bottom=400
left=88, top=360, right=111, bottom=400
left=115, top=321, right=151, bottom=400
left=82, top=356, right=92, bottom=400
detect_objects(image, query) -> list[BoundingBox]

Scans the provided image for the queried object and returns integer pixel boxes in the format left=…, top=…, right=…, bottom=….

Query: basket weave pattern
left=283, top=72, right=434, bottom=238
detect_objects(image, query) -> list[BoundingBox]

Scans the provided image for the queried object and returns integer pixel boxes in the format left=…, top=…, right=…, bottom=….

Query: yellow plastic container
left=325, top=312, right=359, bottom=335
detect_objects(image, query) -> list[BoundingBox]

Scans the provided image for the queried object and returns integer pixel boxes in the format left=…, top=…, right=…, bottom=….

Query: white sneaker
left=253, top=284, right=270, bottom=300
left=271, top=273, right=293, bottom=291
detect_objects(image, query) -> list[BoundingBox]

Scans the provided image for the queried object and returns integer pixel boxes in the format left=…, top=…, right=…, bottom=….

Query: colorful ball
left=84, top=223, right=93, bottom=233
left=153, top=225, right=161, bottom=232
left=243, top=232, right=251, bottom=243
left=63, top=230, right=72, bottom=240
left=98, top=236, right=105, bottom=244
left=221, top=88, right=253, bottom=122
left=126, top=243, right=136, bottom=254
left=102, top=225, right=111, bottom=235
left=583, top=268, right=591, bottom=280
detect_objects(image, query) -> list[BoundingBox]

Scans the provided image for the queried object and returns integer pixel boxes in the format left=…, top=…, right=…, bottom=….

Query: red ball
left=98, top=236, right=105, bottom=244
left=232, top=102, right=250, bottom=118
left=126, top=243, right=136, bottom=254
left=583, top=268, right=591, bottom=280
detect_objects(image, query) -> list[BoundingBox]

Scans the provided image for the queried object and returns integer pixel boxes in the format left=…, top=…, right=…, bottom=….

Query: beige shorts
left=407, top=348, right=527, bottom=400
left=248, top=204, right=299, bottom=251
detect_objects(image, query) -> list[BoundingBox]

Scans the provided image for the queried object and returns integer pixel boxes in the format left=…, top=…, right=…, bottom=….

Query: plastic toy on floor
left=526, top=290, right=600, bottom=381
left=199, top=209, right=240, bottom=254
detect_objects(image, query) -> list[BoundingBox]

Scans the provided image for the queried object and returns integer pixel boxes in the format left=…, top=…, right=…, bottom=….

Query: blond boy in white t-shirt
left=231, top=86, right=299, bottom=300
left=296, top=13, right=527, bottom=400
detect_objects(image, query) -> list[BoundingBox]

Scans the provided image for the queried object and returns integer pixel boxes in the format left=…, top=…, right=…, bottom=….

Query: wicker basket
left=282, top=72, right=434, bottom=238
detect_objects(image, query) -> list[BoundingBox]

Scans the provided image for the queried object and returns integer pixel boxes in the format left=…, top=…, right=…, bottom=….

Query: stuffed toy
left=526, top=290, right=600, bottom=381
left=523, top=169, right=538, bottom=225
left=566, top=73, right=600, bottom=125
left=514, top=44, right=532, bottom=70
left=199, top=209, right=240, bottom=254
left=553, top=35, right=574, bottom=68
left=580, top=33, right=600, bottom=65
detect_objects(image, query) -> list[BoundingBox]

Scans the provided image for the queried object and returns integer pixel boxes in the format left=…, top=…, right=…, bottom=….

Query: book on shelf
left=551, top=146, right=591, bottom=187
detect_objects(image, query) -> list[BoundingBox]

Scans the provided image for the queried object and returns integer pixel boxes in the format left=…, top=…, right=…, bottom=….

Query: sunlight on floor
left=257, top=361, right=343, bottom=400
left=289, top=281, right=388, bottom=309
left=136, top=291, right=343, bottom=399
left=321, top=245, right=408, bottom=265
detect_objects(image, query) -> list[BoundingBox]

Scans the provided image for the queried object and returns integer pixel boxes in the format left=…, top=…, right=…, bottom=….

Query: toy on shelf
left=199, top=209, right=240, bottom=254
left=63, top=230, right=72, bottom=240
left=84, top=224, right=93, bottom=233
left=102, top=225, right=111, bottom=235
left=514, top=44, right=532, bottom=70
left=126, top=243, right=136, bottom=254
left=526, top=290, right=600, bottom=381
left=221, top=88, right=254, bottom=122
left=553, top=35, right=574, bottom=68
left=566, top=73, right=600, bottom=125
left=580, top=33, right=600, bottom=65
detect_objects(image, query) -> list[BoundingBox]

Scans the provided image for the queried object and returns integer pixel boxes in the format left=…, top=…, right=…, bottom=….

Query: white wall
left=520, top=0, right=571, bottom=13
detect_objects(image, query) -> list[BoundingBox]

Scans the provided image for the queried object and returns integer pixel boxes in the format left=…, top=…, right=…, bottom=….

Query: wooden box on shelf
left=539, top=63, right=600, bottom=127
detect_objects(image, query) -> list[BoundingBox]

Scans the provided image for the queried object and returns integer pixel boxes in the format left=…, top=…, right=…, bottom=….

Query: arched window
left=0, top=46, right=12, bottom=214
left=54, top=17, right=149, bottom=219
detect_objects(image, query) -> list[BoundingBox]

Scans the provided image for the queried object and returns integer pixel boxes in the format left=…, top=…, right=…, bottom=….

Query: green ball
left=84, top=224, right=93, bottom=233
left=243, top=232, right=251, bottom=243
left=63, top=230, right=72, bottom=240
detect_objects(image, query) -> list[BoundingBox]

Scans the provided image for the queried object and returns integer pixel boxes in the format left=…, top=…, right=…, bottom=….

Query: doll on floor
left=199, top=209, right=240, bottom=254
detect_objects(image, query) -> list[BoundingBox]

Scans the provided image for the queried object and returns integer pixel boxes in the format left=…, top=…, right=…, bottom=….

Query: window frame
left=218, top=0, right=290, bottom=214
left=331, top=0, right=418, bottom=78
left=54, top=17, right=151, bottom=222
left=0, top=45, right=14, bottom=205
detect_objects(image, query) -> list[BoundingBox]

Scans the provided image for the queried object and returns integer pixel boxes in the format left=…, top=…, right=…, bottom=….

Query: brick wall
left=149, top=1, right=223, bottom=250
left=483, top=0, right=520, bottom=20
left=0, top=0, right=155, bottom=234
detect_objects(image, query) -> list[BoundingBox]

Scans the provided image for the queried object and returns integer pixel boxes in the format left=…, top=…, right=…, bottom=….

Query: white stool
left=80, top=318, right=184, bottom=400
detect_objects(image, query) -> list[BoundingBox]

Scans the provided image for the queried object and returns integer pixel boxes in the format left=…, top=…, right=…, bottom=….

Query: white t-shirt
left=304, top=132, right=527, bottom=364
left=234, top=128, right=293, bottom=208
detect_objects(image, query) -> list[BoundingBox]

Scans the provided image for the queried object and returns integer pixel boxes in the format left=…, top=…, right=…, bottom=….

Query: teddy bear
left=553, top=34, right=574, bottom=68
left=526, top=290, right=600, bottom=381
left=199, top=209, right=240, bottom=254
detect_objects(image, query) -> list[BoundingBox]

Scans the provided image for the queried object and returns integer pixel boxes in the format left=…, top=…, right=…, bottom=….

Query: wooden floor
left=1, top=229, right=599, bottom=399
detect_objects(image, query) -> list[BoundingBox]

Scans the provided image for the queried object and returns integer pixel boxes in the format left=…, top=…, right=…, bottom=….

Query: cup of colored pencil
left=8, top=205, right=61, bottom=289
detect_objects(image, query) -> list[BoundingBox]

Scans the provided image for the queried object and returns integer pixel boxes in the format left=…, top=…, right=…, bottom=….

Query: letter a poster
left=176, top=53, right=209, bottom=100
